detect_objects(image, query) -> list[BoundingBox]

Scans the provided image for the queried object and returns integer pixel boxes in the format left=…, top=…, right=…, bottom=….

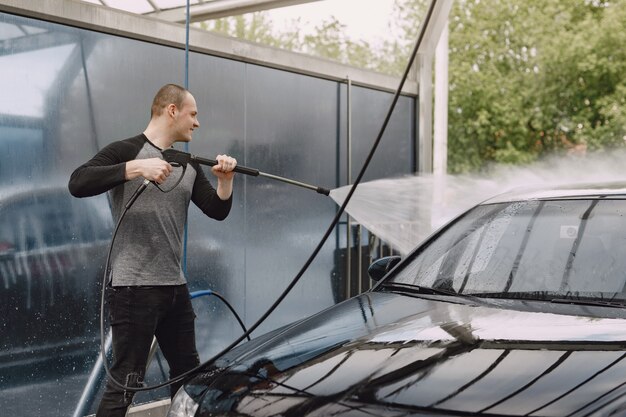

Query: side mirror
left=368, top=256, right=402, bottom=281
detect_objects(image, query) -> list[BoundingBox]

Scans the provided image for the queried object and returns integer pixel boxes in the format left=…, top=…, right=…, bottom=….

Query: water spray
left=331, top=150, right=626, bottom=256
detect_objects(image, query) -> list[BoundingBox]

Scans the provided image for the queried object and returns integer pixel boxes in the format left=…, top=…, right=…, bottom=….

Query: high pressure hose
left=99, top=0, right=439, bottom=393
left=99, top=179, right=151, bottom=392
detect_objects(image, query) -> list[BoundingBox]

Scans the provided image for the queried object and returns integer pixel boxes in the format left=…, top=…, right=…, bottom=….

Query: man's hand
left=211, top=154, right=237, bottom=181
left=212, top=154, right=236, bottom=200
left=126, top=158, right=173, bottom=184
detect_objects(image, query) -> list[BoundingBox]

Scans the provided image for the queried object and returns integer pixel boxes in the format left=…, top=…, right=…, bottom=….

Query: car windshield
left=386, top=198, right=626, bottom=303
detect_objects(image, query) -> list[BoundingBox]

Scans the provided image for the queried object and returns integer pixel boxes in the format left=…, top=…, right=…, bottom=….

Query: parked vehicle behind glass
left=0, top=185, right=112, bottom=378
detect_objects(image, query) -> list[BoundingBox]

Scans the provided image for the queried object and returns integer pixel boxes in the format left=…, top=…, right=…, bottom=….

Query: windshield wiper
left=379, top=282, right=462, bottom=297
left=469, top=292, right=626, bottom=308
left=469, top=291, right=551, bottom=301
left=550, top=298, right=626, bottom=308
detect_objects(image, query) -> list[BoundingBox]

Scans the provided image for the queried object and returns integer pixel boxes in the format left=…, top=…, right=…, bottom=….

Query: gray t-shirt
left=68, top=134, right=232, bottom=286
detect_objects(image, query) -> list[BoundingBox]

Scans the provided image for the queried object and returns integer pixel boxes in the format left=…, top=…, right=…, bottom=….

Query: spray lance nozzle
left=162, top=148, right=331, bottom=196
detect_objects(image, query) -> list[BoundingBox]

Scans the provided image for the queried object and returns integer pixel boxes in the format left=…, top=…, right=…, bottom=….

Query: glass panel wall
left=0, top=10, right=415, bottom=416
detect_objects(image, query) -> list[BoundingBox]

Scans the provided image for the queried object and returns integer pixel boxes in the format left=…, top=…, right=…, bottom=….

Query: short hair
left=150, top=84, right=189, bottom=119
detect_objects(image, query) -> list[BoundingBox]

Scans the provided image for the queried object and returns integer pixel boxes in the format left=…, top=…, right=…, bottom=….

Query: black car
left=168, top=182, right=626, bottom=417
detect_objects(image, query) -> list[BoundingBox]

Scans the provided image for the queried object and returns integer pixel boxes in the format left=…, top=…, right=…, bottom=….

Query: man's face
left=173, top=93, right=200, bottom=142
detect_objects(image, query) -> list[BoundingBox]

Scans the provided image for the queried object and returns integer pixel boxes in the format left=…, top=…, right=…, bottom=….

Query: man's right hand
left=125, top=158, right=173, bottom=184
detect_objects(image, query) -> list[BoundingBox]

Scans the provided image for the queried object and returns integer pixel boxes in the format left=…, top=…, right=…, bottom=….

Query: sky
left=80, top=0, right=400, bottom=47
left=264, top=0, right=398, bottom=46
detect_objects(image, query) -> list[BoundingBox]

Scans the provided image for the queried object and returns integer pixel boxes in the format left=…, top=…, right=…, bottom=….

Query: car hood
left=189, top=292, right=626, bottom=417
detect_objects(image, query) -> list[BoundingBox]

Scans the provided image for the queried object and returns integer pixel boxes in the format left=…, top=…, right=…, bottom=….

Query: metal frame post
left=345, top=76, right=352, bottom=300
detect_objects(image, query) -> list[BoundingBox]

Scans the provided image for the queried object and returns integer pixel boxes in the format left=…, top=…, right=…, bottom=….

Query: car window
left=389, top=199, right=626, bottom=300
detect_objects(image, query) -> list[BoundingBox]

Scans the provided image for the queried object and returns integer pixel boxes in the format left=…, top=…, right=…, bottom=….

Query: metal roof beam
left=147, top=0, right=324, bottom=23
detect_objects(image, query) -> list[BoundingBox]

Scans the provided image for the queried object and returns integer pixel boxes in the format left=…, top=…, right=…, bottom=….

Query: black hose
left=211, top=291, right=251, bottom=341
left=99, top=183, right=145, bottom=392
left=191, top=290, right=250, bottom=342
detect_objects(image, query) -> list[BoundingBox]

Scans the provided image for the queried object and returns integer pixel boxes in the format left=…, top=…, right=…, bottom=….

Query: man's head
left=150, top=84, right=188, bottom=119
left=150, top=84, right=199, bottom=143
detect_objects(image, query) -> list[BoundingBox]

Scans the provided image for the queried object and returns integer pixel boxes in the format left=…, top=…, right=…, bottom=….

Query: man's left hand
left=212, top=154, right=237, bottom=181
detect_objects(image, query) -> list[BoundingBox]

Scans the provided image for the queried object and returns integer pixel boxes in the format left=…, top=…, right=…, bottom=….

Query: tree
left=198, top=0, right=626, bottom=174
left=443, top=0, right=626, bottom=173
left=199, top=13, right=380, bottom=70
left=197, top=13, right=300, bottom=49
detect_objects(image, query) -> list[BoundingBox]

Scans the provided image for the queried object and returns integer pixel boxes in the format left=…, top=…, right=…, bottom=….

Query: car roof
left=482, top=180, right=626, bottom=204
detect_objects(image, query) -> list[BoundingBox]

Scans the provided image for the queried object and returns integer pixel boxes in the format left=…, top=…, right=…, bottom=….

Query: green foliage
left=199, top=13, right=381, bottom=70
left=199, top=0, right=626, bottom=174
left=441, top=0, right=626, bottom=173
left=198, top=13, right=299, bottom=49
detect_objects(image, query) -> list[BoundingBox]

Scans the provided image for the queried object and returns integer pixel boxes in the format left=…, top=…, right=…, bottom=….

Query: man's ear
left=167, top=103, right=177, bottom=118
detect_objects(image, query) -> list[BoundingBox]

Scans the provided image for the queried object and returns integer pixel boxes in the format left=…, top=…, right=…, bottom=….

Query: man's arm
left=68, top=136, right=172, bottom=198
left=190, top=163, right=232, bottom=221
left=68, top=140, right=132, bottom=198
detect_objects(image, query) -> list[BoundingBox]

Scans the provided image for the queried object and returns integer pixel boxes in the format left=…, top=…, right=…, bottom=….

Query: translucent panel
left=339, top=85, right=414, bottom=185
left=21, top=24, right=47, bottom=35
left=153, top=0, right=201, bottom=9
left=241, top=65, right=340, bottom=334
left=0, top=14, right=113, bottom=416
left=0, top=9, right=414, bottom=417
left=104, top=0, right=154, bottom=14
left=185, top=53, right=247, bottom=357
left=0, top=44, right=75, bottom=117
left=0, top=21, right=24, bottom=39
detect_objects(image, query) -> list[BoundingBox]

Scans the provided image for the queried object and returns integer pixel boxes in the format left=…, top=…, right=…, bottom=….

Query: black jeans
left=96, top=284, right=200, bottom=417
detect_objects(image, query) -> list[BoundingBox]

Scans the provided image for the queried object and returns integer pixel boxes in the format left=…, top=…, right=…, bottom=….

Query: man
left=68, top=83, right=237, bottom=416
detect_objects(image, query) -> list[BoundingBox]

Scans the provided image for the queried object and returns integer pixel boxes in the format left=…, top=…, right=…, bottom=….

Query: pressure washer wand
left=163, top=148, right=330, bottom=196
